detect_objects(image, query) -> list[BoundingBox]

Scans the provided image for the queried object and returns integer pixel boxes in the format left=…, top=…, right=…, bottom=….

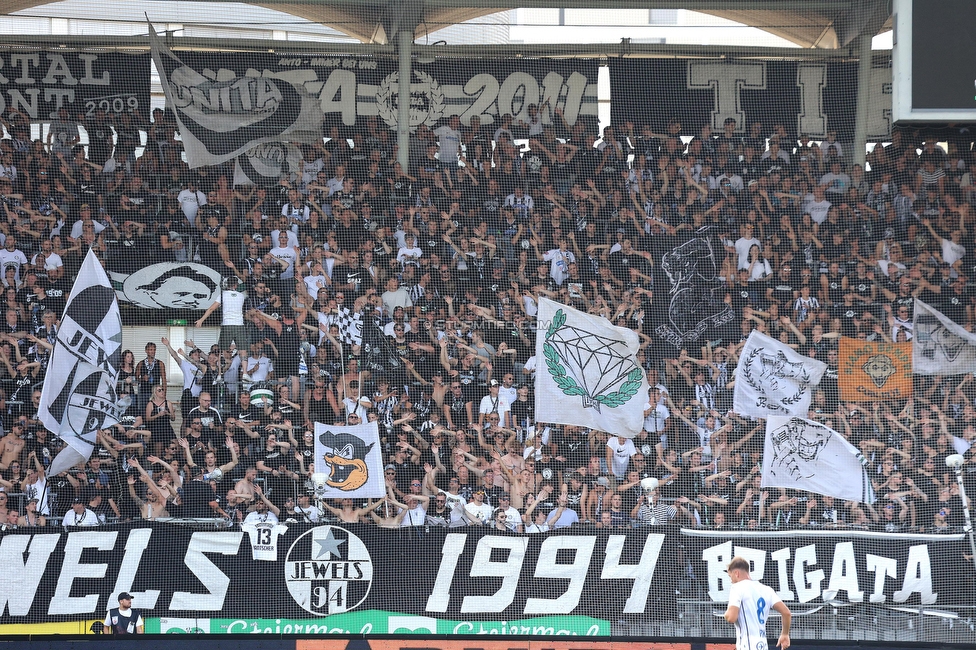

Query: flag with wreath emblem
left=734, top=331, right=826, bottom=418
left=534, top=297, right=649, bottom=437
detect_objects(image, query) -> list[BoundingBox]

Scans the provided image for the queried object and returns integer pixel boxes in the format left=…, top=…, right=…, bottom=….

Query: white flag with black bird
left=534, top=297, right=649, bottom=437
left=39, top=250, right=128, bottom=477
left=734, top=330, right=826, bottom=417
left=762, top=415, right=875, bottom=503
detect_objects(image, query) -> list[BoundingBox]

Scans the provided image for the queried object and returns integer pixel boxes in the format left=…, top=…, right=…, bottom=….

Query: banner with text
left=166, top=53, right=599, bottom=133
left=609, top=59, right=891, bottom=140
left=0, top=524, right=968, bottom=634
left=0, top=51, right=149, bottom=121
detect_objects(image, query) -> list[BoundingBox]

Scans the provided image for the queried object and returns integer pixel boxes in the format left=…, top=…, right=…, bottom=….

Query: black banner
left=168, top=53, right=599, bottom=131
left=0, top=523, right=969, bottom=631
left=608, top=59, right=891, bottom=140
left=682, top=528, right=968, bottom=609
left=0, top=524, right=674, bottom=626
left=0, top=51, right=149, bottom=120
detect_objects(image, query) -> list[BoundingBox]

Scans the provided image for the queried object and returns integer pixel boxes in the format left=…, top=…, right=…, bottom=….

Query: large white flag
left=734, top=331, right=826, bottom=417
left=913, top=300, right=976, bottom=375
left=314, top=421, right=386, bottom=498
left=762, top=416, right=875, bottom=503
left=534, top=297, right=649, bottom=437
left=40, top=250, right=127, bottom=477
left=149, top=25, right=322, bottom=169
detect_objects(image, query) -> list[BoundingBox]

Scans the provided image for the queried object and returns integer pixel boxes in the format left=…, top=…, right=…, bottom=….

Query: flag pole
left=946, top=454, right=976, bottom=575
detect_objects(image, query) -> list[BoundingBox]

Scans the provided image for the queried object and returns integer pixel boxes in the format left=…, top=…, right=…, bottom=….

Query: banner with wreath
left=533, top=297, right=648, bottom=437
left=733, top=330, right=826, bottom=418
left=155, top=49, right=599, bottom=147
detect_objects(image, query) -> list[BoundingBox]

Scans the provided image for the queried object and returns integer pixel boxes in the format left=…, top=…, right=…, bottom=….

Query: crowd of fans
left=0, top=104, right=974, bottom=534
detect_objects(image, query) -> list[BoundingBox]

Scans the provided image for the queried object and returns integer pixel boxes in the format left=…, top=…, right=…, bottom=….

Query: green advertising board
left=148, top=612, right=610, bottom=636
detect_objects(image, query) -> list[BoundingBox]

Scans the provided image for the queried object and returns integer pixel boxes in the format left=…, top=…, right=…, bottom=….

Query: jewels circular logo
left=375, top=70, right=445, bottom=129
left=284, top=526, right=373, bottom=615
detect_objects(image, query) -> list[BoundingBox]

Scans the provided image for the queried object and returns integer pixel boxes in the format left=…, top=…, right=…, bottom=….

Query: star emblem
left=313, top=529, right=345, bottom=560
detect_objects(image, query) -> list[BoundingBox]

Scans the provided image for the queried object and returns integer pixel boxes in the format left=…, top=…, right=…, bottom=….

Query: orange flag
left=839, top=337, right=913, bottom=401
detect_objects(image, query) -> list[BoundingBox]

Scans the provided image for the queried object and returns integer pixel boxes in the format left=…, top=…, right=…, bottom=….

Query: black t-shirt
left=183, top=479, right=219, bottom=517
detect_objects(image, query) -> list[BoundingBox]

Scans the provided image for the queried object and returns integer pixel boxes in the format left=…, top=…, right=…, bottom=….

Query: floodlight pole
left=946, top=455, right=976, bottom=575
left=852, top=33, right=872, bottom=169
left=397, top=29, right=412, bottom=171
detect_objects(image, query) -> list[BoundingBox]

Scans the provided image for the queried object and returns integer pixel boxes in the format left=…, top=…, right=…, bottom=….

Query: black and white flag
left=913, top=300, right=976, bottom=375
left=233, top=141, right=303, bottom=187
left=40, top=250, right=127, bottom=477
left=333, top=307, right=363, bottom=345
left=149, top=25, right=322, bottom=169
left=734, top=331, right=826, bottom=417
left=655, top=232, right=736, bottom=348
left=763, top=416, right=875, bottom=503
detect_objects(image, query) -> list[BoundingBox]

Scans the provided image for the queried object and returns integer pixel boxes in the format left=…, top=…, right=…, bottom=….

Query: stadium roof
left=0, top=0, right=893, bottom=48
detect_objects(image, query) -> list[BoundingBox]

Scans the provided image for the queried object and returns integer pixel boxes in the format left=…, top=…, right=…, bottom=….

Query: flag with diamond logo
left=534, top=297, right=649, bottom=437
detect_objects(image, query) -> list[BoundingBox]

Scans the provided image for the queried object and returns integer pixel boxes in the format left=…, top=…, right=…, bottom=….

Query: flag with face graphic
left=40, top=250, right=128, bottom=477
left=762, top=415, right=875, bottom=503
left=913, top=300, right=976, bottom=375
left=314, top=421, right=385, bottom=498
left=838, top=337, right=912, bottom=401
left=149, top=24, right=322, bottom=168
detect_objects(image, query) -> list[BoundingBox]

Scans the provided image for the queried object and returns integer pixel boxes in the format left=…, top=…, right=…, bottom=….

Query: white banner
left=762, top=416, right=875, bottom=503
left=313, top=421, right=386, bottom=498
left=734, top=331, right=826, bottom=417
left=149, top=25, right=323, bottom=169
left=913, top=300, right=976, bottom=375
left=40, top=249, right=126, bottom=476
left=534, top=297, right=648, bottom=437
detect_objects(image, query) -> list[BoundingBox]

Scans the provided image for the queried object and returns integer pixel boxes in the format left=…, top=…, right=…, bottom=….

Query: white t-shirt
left=644, top=402, right=670, bottom=434
left=400, top=505, right=427, bottom=527
left=606, top=437, right=636, bottom=478
left=734, top=236, right=762, bottom=270
left=464, top=500, right=493, bottom=524
left=269, top=245, right=299, bottom=279
left=177, top=188, right=206, bottom=224
left=242, top=521, right=289, bottom=561
left=62, top=508, right=99, bottom=527
left=180, top=357, right=203, bottom=396
left=728, top=578, right=782, bottom=650
left=220, top=289, right=247, bottom=327
left=543, top=248, right=575, bottom=285
left=804, top=197, right=832, bottom=224
left=433, top=125, right=462, bottom=164
left=0, top=248, right=29, bottom=282
left=243, top=510, right=280, bottom=526
left=304, top=274, right=328, bottom=301
left=478, top=393, right=511, bottom=422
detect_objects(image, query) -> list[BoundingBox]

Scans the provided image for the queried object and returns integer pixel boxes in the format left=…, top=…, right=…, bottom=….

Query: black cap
left=118, top=592, right=133, bottom=601
left=72, top=496, right=84, bottom=504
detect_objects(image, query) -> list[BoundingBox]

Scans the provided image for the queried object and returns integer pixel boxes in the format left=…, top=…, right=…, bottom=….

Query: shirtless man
left=0, top=427, right=24, bottom=470
left=126, top=473, right=170, bottom=520
left=321, top=497, right=384, bottom=523
left=231, top=466, right=259, bottom=506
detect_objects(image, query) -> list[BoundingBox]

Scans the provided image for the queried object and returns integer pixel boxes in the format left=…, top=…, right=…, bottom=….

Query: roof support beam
left=0, top=35, right=871, bottom=60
